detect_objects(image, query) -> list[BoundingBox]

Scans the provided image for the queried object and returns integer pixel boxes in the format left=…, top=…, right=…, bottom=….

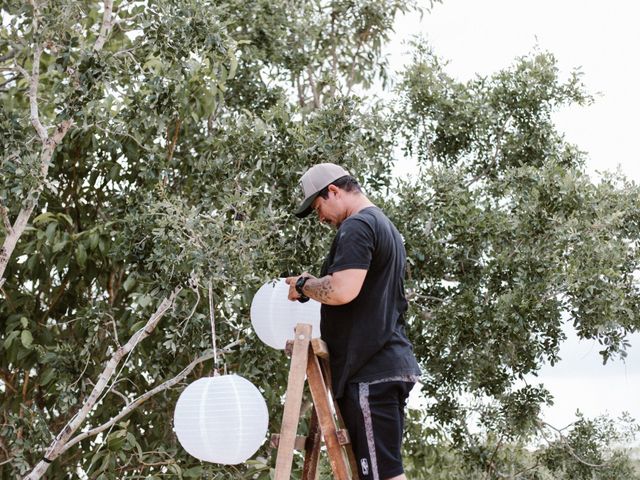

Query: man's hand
left=285, top=272, right=316, bottom=302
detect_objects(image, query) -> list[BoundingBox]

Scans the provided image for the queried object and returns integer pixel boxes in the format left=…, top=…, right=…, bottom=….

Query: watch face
left=295, top=276, right=307, bottom=294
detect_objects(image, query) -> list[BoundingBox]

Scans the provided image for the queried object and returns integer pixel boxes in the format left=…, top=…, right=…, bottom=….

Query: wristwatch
left=295, top=276, right=310, bottom=303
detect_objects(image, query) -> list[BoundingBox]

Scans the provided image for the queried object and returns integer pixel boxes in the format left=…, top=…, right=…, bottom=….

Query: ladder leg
left=320, top=357, right=359, bottom=478
left=334, top=401, right=359, bottom=477
left=307, top=352, right=352, bottom=480
left=274, top=324, right=312, bottom=480
left=302, top=408, right=321, bottom=480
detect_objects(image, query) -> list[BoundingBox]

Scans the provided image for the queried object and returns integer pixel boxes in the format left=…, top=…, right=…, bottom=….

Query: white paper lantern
left=250, top=278, right=321, bottom=349
left=173, top=375, right=268, bottom=464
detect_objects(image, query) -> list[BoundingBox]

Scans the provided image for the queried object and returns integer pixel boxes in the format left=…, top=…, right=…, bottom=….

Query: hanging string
left=208, top=279, right=219, bottom=375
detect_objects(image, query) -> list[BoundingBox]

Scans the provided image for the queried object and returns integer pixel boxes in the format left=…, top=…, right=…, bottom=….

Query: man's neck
left=344, top=194, right=375, bottom=218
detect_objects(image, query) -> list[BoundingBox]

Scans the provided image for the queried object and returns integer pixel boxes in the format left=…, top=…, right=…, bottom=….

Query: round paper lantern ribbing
left=173, top=375, right=268, bottom=464
left=250, top=278, right=321, bottom=349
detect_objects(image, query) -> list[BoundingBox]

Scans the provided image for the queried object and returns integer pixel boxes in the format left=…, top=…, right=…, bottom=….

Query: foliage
left=1, top=0, right=639, bottom=478
left=403, top=410, right=640, bottom=479
left=538, top=412, right=640, bottom=480
left=387, top=46, right=640, bottom=442
left=0, top=0, right=426, bottom=477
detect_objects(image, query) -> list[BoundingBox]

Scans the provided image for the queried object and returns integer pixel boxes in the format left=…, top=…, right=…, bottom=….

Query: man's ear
left=327, top=184, right=340, bottom=196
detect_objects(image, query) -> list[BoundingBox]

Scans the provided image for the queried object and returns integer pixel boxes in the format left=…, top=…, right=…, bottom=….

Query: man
left=286, top=163, right=421, bottom=480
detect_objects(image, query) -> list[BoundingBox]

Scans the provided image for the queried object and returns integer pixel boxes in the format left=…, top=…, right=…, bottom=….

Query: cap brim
left=294, top=192, right=320, bottom=218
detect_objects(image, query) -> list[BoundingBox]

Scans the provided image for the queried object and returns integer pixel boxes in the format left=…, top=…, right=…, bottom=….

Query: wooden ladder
left=271, top=323, right=358, bottom=480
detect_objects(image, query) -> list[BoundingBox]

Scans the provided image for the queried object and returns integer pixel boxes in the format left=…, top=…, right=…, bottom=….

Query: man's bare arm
left=286, top=269, right=367, bottom=305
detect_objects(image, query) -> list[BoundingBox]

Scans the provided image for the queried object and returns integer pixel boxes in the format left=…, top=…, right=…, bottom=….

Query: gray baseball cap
left=294, top=163, right=350, bottom=218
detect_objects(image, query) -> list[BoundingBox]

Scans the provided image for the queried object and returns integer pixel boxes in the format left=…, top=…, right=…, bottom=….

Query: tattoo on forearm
left=305, top=276, right=334, bottom=302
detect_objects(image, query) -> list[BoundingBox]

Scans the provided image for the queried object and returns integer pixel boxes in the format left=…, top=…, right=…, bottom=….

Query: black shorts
left=337, top=377, right=416, bottom=480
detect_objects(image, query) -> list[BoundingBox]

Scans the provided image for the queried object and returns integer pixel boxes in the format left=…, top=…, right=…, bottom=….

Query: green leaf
left=4, top=331, right=19, bottom=349
left=89, top=232, right=99, bottom=250
left=45, top=221, right=57, bottom=241
left=33, top=212, right=56, bottom=225
left=40, top=367, right=56, bottom=386
left=21, top=330, right=33, bottom=349
left=59, top=213, right=74, bottom=227
left=107, top=430, right=127, bottom=451
left=129, top=320, right=146, bottom=333
left=27, top=254, right=38, bottom=270
left=228, top=52, right=238, bottom=80
left=52, top=240, right=68, bottom=253
left=143, top=56, right=163, bottom=72
left=109, top=163, right=121, bottom=180
left=76, top=243, right=87, bottom=267
left=123, top=275, right=136, bottom=292
left=137, top=295, right=152, bottom=308
left=183, top=466, right=203, bottom=478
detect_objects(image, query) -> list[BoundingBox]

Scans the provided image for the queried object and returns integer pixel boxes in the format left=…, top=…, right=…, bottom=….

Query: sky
left=388, top=0, right=640, bottom=434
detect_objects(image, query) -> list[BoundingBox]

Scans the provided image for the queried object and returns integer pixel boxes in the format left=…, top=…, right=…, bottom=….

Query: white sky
left=389, top=0, right=640, bottom=433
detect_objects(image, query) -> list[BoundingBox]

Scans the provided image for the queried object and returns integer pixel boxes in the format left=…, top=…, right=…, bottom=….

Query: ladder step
left=271, top=429, right=350, bottom=449
left=285, top=339, right=330, bottom=359
left=311, top=338, right=329, bottom=359
left=336, top=429, right=351, bottom=446
left=285, top=340, right=294, bottom=357
left=271, top=434, right=312, bottom=451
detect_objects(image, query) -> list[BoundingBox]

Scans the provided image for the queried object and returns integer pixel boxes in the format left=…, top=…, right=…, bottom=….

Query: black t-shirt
left=320, top=206, right=421, bottom=398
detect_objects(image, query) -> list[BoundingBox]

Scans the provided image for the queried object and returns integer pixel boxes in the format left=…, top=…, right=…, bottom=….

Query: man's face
left=311, top=189, right=343, bottom=228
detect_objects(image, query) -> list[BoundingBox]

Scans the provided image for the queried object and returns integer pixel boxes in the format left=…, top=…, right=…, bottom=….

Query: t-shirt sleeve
left=327, top=218, right=375, bottom=273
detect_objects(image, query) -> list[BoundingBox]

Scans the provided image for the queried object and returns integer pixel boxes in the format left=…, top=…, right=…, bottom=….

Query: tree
left=388, top=45, right=640, bottom=444
left=1, top=0, right=425, bottom=477
left=1, top=0, right=639, bottom=478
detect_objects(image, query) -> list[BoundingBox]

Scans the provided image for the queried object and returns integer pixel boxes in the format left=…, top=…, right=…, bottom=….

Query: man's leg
left=359, top=381, right=409, bottom=480
left=337, top=383, right=371, bottom=479
left=338, top=380, right=414, bottom=480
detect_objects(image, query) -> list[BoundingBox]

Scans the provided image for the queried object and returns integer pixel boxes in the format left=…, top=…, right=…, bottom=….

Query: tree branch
left=329, top=10, right=338, bottom=99
left=0, top=50, right=16, bottom=63
left=23, top=287, right=182, bottom=480
left=538, top=420, right=608, bottom=469
left=345, top=40, right=363, bottom=96
left=93, top=123, right=151, bottom=152
left=0, top=199, right=12, bottom=235
left=0, top=74, right=19, bottom=90
left=0, top=369, right=18, bottom=394
left=60, top=350, right=219, bottom=454
left=109, top=387, right=130, bottom=405
left=208, top=280, right=218, bottom=370
left=30, top=49, right=45, bottom=140
left=94, top=0, right=114, bottom=53
left=306, top=66, right=320, bottom=109
left=483, top=434, right=504, bottom=480
left=15, top=47, right=47, bottom=142
left=28, top=0, right=40, bottom=34
left=509, top=459, right=540, bottom=479
left=166, top=118, right=181, bottom=163
left=295, top=74, right=306, bottom=108
left=464, top=117, right=510, bottom=189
